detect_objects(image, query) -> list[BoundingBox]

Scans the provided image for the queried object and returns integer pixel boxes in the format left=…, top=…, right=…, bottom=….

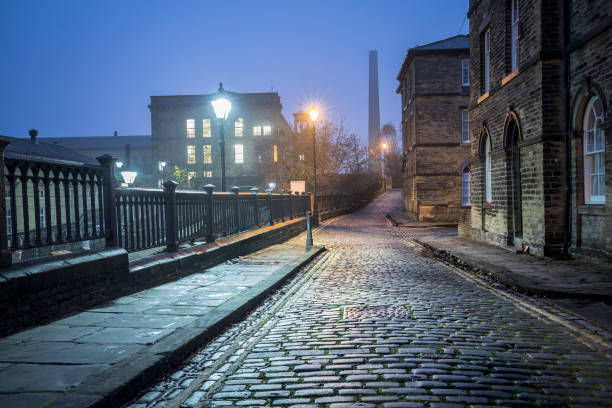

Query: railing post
left=96, top=154, right=118, bottom=248
left=287, top=190, right=293, bottom=219
left=163, top=180, right=178, bottom=252
left=0, top=137, right=11, bottom=268
left=266, top=188, right=274, bottom=225
left=204, top=184, right=215, bottom=243
left=250, top=187, right=259, bottom=226
left=231, top=186, right=240, bottom=233
left=278, top=189, right=285, bottom=222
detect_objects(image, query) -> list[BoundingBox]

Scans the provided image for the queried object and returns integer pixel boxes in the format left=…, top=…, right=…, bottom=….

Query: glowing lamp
left=308, top=106, right=319, bottom=122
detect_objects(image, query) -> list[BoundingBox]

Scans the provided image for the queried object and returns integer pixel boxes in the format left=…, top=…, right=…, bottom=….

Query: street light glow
left=211, top=98, right=232, bottom=120
left=120, top=171, right=138, bottom=185
left=381, top=142, right=388, bottom=149
left=116, top=161, right=123, bottom=168
left=308, top=106, right=319, bottom=122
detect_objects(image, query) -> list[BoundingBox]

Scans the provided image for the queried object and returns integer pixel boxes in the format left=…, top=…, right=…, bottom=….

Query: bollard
left=204, top=184, right=215, bottom=243
left=306, top=211, right=313, bottom=251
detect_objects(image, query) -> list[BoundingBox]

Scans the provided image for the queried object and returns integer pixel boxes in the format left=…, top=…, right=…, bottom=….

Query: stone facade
left=397, top=35, right=471, bottom=222
left=465, top=0, right=611, bottom=261
left=149, top=86, right=294, bottom=190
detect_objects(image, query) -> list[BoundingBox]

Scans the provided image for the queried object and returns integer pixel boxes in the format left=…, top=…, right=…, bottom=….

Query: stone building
left=396, top=35, right=471, bottom=222
left=149, top=85, right=294, bottom=190
left=465, top=0, right=611, bottom=261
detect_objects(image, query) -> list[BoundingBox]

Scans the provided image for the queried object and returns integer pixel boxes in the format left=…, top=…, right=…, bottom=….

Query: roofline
left=396, top=34, right=469, bottom=81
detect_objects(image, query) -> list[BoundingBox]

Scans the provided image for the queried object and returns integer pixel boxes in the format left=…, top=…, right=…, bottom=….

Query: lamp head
left=211, top=97, right=232, bottom=120
left=308, top=106, right=319, bottom=122
left=120, top=171, right=138, bottom=185
left=116, top=161, right=123, bottom=168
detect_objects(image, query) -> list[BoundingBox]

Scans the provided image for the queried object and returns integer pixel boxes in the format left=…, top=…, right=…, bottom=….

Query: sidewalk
left=0, top=241, right=323, bottom=408
left=402, top=226, right=612, bottom=301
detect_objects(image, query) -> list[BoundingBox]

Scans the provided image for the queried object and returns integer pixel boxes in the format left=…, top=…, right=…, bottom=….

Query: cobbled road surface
left=128, top=191, right=612, bottom=408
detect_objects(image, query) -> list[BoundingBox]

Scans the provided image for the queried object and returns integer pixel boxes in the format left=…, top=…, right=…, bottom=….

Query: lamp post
left=211, top=83, right=232, bottom=192
left=381, top=141, right=388, bottom=189
left=309, top=106, right=319, bottom=226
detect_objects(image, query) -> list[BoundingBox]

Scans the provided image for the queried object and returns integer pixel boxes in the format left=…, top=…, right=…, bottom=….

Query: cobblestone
left=127, top=192, right=612, bottom=408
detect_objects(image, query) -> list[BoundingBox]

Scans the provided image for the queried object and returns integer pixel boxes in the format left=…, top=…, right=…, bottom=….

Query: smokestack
left=368, top=50, right=381, bottom=165
left=29, top=129, right=38, bottom=143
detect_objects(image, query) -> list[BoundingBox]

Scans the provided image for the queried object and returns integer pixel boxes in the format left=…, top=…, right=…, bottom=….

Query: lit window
left=188, top=171, right=196, bottom=182
left=187, top=145, right=196, bottom=164
left=263, top=125, right=272, bottom=136
left=204, top=170, right=213, bottom=178
left=253, top=126, right=261, bottom=136
left=584, top=96, right=606, bottom=204
left=462, top=166, right=472, bottom=206
left=258, top=154, right=263, bottom=163
left=484, top=29, right=491, bottom=93
left=511, top=0, right=520, bottom=72
left=186, top=119, right=195, bottom=138
left=462, top=59, right=470, bottom=86
left=273, top=145, right=278, bottom=163
left=462, top=111, right=470, bottom=143
left=299, top=154, right=305, bottom=161
left=6, top=195, right=11, bottom=237
left=203, top=145, right=212, bottom=164
left=235, top=144, right=244, bottom=164
left=235, top=118, right=243, bottom=137
left=485, top=136, right=492, bottom=202
left=202, top=119, right=211, bottom=138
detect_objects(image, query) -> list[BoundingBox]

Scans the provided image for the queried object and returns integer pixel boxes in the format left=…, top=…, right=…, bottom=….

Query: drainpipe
left=561, top=0, right=571, bottom=257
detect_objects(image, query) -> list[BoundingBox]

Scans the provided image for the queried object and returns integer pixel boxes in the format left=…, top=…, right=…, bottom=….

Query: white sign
left=290, top=180, right=306, bottom=193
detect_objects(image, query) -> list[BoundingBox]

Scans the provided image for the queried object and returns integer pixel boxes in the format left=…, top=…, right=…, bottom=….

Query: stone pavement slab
left=0, top=241, right=323, bottom=408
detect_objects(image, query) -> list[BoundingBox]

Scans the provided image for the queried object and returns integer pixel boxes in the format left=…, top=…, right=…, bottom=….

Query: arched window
left=462, top=165, right=472, bottom=206
left=485, top=136, right=492, bottom=202
left=583, top=96, right=606, bottom=204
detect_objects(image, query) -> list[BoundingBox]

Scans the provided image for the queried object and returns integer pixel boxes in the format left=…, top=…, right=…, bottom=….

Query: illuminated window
left=186, top=119, right=195, bottom=138
left=462, top=111, right=470, bottom=143
left=187, top=145, right=196, bottom=164
left=485, top=136, right=492, bottom=202
left=511, top=0, right=520, bottom=72
left=253, top=126, right=261, bottom=136
left=462, top=59, right=470, bottom=86
left=188, top=171, right=196, bottom=182
left=235, top=118, right=243, bottom=137
left=299, top=154, right=305, bottom=161
left=235, top=144, right=244, bottom=164
left=203, top=145, right=212, bottom=164
left=273, top=145, right=278, bottom=163
left=462, top=166, right=472, bottom=206
left=483, top=29, right=491, bottom=93
left=6, top=195, right=11, bottom=237
left=263, top=125, right=272, bottom=136
left=258, top=154, right=263, bottom=163
left=202, top=119, right=211, bottom=138
left=584, top=96, right=606, bottom=203
left=204, top=170, right=213, bottom=178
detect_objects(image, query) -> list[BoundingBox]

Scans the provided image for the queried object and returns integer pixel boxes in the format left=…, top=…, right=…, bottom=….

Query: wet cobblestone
left=127, top=193, right=612, bottom=408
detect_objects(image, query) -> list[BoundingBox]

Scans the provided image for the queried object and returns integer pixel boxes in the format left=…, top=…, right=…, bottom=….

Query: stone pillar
left=204, top=184, right=215, bottom=243
left=96, top=154, right=118, bottom=248
left=163, top=180, right=178, bottom=252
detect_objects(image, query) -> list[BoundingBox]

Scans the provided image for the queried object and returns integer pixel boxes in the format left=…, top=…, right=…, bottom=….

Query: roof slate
left=1, top=136, right=101, bottom=166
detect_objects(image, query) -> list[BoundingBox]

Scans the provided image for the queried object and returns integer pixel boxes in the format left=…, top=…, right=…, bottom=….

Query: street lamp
left=158, top=161, right=167, bottom=187
left=308, top=106, right=319, bottom=226
left=211, top=82, right=232, bottom=191
left=116, top=161, right=123, bottom=169
left=120, top=170, right=138, bottom=187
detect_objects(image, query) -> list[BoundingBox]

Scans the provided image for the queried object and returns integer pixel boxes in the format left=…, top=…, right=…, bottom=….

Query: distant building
left=396, top=35, right=471, bottom=223
left=149, top=86, right=294, bottom=189
left=466, top=0, right=611, bottom=260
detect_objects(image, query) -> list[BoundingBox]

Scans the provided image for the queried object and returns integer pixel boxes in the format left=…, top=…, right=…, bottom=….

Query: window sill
left=461, top=141, right=471, bottom=145
left=501, top=69, right=519, bottom=86
left=578, top=203, right=606, bottom=216
left=477, top=92, right=490, bottom=104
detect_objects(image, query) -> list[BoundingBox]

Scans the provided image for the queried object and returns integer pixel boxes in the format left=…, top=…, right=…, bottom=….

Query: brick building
left=149, top=85, right=294, bottom=190
left=396, top=35, right=471, bottom=222
left=465, top=0, right=611, bottom=261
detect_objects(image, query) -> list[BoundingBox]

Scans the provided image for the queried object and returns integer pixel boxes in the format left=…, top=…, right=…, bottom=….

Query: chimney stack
left=114, top=130, right=118, bottom=137
left=29, top=129, right=38, bottom=143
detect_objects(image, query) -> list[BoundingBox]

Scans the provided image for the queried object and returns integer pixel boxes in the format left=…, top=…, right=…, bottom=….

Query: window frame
left=6, top=195, right=11, bottom=237
left=461, top=59, right=470, bottom=86
left=203, top=170, right=213, bottom=178
left=583, top=96, right=606, bottom=204
left=234, top=118, right=243, bottom=137
left=461, top=111, right=470, bottom=144
left=485, top=136, right=492, bottom=203
left=234, top=144, right=244, bottom=164
left=187, top=145, right=196, bottom=164
left=484, top=29, right=491, bottom=93
left=202, top=119, right=211, bottom=138
left=203, top=145, right=212, bottom=164
left=462, top=166, right=472, bottom=206
left=510, top=0, right=520, bottom=72
left=186, top=119, right=196, bottom=138
left=263, top=125, right=272, bottom=136
left=253, top=126, right=262, bottom=137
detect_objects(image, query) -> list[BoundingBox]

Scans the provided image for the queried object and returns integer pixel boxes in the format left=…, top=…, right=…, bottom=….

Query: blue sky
left=0, top=0, right=469, bottom=143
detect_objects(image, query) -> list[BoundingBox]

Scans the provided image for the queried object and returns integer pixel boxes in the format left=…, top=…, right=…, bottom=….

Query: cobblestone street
left=129, top=191, right=612, bottom=408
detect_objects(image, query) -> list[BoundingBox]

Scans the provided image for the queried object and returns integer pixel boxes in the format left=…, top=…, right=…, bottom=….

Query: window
left=484, top=29, right=491, bottom=93
left=584, top=96, right=606, bottom=203
left=462, top=111, right=470, bottom=143
left=203, top=145, right=212, bottom=164
left=299, top=154, right=305, bottom=161
left=39, top=190, right=45, bottom=226
left=258, top=154, right=263, bottom=163
left=253, top=126, right=262, bottom=136
left=186, top=119, right=195, bottom=138
left=511, top=0, right=520, bottom=72
left=462, top=166, right=472, bottom=206
left=235, top=118, right=243, bottom=137
left=234, top=144, right=244, bottom=164
left=188, top=171, right=197, bottom=183
left=6, top=195, right=11, bottom=237
left=202, top=119, right=211, bottom=138
left=263, top=125, right=272, bottom=136
left=187, top=145, right=196, bottom=164
left=485, top=136, right=492, bottom=202
left=273, top=145, right=278, bottom=163
left=203, top=170, right=213, bottom=178
left=462, top=59, right=470, bottom=86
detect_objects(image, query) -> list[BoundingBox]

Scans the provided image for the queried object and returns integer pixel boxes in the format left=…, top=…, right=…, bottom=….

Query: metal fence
left=0, top=140, right=382, bottom=266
